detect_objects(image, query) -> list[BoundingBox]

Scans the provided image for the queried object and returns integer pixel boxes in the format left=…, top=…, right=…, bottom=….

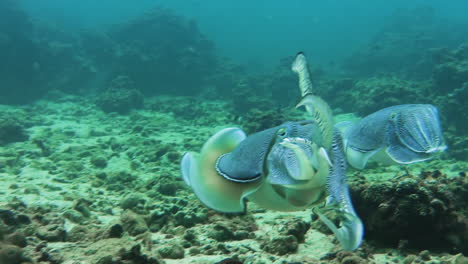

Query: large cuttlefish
left=181, top=52, right=363, bottom=251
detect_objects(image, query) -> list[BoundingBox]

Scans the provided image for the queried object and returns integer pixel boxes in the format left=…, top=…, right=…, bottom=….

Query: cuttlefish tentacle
left=315, top=128, right=364, bottom=251
left=292, top=52, right=334, bottom=149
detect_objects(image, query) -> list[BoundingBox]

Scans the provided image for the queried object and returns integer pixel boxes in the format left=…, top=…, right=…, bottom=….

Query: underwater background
left=0, top=0, right=467, bottom=263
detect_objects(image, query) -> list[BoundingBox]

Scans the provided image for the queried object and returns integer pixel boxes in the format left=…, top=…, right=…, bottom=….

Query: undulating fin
left=292, top=52, right=334, bottom=149
left=180, top=152, right=195, bottom=186
left=317, top=128, right=363, bottom=251
left=345, top=147, right=381, bottom=170
left=180, top=128, right=262, bottom=213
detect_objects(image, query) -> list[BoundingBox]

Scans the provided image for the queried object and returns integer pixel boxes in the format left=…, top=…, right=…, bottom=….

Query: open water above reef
left=0, top=0, right=467, bottom=263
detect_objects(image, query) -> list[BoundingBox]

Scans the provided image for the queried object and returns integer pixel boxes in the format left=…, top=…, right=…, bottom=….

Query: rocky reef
left=109, top=8, right=217, bottom=96
left=350, top=169, right=468, bottom=254
left=342, top=6, right=468, bottom=80
left=0, top=0, right=43, bottom=104
left=323, top=39, right=468, bottom=160
left=323, top=76, right=431, bottom=116
left=96, top=76, right=144, bottom=114
left=431, top=44, right=468, bottom=138
left=0, top=111, right=28, bottom=145
left=0, top=4, right=217, bottom=104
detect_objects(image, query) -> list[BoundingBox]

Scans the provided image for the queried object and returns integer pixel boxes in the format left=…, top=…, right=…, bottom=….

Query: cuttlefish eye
left=277, top=128, right=287, bottom=137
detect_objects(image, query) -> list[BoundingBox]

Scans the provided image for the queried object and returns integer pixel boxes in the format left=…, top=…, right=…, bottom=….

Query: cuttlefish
left=181, top=52, right=363, bottom=251
left=337, top=104, right=446, bottom=169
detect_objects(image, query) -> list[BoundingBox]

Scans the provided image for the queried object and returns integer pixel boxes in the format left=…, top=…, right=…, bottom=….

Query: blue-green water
left=18, top=0, right=468, bottom=71
left=0, top=0, right=467, bottom=263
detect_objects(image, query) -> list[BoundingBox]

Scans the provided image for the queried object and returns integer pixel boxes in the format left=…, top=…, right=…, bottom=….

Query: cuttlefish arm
left=315, top=128, right=364, bottom=251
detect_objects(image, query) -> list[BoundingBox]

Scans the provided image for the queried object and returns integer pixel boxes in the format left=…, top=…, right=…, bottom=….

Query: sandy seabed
left=0, top=95, right=466, bottom=264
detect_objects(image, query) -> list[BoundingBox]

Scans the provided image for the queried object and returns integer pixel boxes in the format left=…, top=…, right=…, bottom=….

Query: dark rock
left=208, top=224, right=236, bottom=242
left=158, top=243, right=185, bottom=259
left=0, top=116, right=28, bottom=145
left=5, top=232, right=27, bottom=247
left=0, top=244, right=28, bottom=264
left=261, top=235, right=298, bottom=255
left=280, top=219, right=310, bottom=243
left=157, top=183, right=178, bottom=196
left=0, top=210, right=17, bottom=225
left=120, top=210, right=148, bottom=236
left=66, top=225, right=89, bottom=242
left=73, top=198, right=92, bottom=218
left=119, top=244, right=161, bottom=264
left=96, top=76, right=144, bottom=114
left=108, top=224, right=124, bottom=238
left=90, top=156, right=108, bottom=168
left=351, top=171, right=468, bottom=254
left=120, top=194, right=147, bottom=212
left=62, top=209, right=86, bottom=224
left=36, top=223, right=66, bottom=242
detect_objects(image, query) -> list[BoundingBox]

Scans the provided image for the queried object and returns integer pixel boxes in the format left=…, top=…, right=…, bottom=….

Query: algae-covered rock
left=326, top=76, right=429, bottom=116
left=158, top=243, right=185, bottom=259
left=279, top=219, right=310, bottom=243
left=66, top=225, right=90, bottom=242
left=173, top=209, right=208, bottom=228
left=120, top=210, right=148, bottom=236
left=36, top=223, right=66, bottom=242
left=90, top=155, right=108, bottom=168
left=4, top=232, right=27, bottom=248
left=206, top=215, right=257, bottom=242
left=351, top=170, right=468, bottom=253
left=260, top=235, right=298, bottom=255
left=0, top=114, right=28, bottom=145
left=96, top=75, right=144, bottom=114
left=120, top=193, right=147, bottom=213
left=0, top=243, right=29, bottom=264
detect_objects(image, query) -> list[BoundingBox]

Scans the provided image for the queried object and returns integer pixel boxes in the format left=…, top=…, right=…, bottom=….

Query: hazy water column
left=19, top=0, right=468, bottom=71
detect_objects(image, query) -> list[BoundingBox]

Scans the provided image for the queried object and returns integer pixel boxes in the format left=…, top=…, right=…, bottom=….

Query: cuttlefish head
left=386, top=104, right=447, bottom=164
left=246, top=121, right=333, bottom=211
left=266, top=121, right=330, bottom=187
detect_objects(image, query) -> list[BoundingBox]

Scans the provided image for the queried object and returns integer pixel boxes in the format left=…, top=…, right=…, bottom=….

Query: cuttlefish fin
left=180, top=128, right=261, bottom=213
left=345, top=147, right=381, bottom=170
left=316, top=129, right=363, bottom=251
